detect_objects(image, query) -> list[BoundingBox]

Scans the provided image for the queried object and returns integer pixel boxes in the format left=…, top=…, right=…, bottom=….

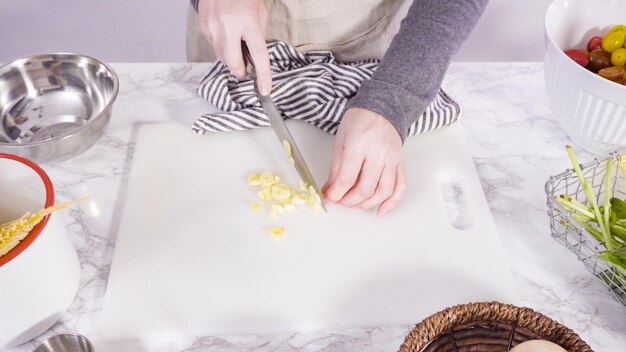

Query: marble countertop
left=9, top=63, right=626, bottom=351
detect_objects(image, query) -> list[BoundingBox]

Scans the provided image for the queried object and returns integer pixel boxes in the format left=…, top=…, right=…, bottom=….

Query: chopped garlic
left=271, top=204, right=285, bottom=214
left=260, top=172, right=276, bottom=187
left=282, top=140, right=292, bottom=156
left=283, top=140, right=295, bottom=165
left=308, top=185, right=322, bottom=206
left=292, top=193, right=308, bottom=205
left=268, top=227, right=286, bottom=238
left=248, top=170, right=326, bottom=237
left=269, top=209, right=280, bottom=219
left=270, top=184, right=292, bottom=201
left=257, top=188, right=272, bottom=201
left=247, top=173, right=261, bottom=186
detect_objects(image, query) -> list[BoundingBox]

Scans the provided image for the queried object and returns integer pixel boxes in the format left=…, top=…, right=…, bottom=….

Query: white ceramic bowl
left=545, top=0, right=626, bottom=155
left=0, top=154, right=81, bottom=348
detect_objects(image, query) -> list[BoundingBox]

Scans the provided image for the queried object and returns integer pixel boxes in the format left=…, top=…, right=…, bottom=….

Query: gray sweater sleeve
left=346, top=0, right=489, bottom=141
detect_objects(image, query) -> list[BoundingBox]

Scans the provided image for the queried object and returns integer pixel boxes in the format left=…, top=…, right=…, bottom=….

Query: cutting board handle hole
left=440, top=181, right=474, bottom=230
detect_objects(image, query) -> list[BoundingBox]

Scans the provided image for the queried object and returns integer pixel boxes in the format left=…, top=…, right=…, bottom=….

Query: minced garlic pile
left=247, top=171, right=322, bottom=238
left=248, top=139, right=323, bottom=238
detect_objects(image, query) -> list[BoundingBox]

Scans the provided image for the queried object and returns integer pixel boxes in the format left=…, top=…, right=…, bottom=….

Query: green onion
left=559, top=147, right=626, bottom=275
left=566, top=145, right=613, bottom=250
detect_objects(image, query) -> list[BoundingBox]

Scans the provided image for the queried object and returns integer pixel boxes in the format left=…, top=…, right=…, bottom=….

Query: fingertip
left=326, top=189, right=343, bottom=203
left=321, top=190, right=334, bottom=204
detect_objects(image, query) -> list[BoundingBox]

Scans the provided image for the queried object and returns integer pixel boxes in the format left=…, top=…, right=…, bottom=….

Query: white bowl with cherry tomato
left=564, top=25, right=626, bottom=84
left=545, top=0, right=626, bottom=155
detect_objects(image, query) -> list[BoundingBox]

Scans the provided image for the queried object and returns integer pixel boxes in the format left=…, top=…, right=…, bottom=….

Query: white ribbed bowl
left=545, top=0, right=626, bottom=155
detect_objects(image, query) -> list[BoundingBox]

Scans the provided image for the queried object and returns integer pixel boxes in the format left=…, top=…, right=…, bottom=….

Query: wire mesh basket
left=545, top=152, right=626, bottom=306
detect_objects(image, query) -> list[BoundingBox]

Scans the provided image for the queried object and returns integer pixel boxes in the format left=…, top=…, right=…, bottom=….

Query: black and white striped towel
left=193, top=41, right=461, bottom=137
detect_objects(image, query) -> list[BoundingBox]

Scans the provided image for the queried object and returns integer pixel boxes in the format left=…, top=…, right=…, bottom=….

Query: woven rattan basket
left=399, top=302, right=592, bottom=352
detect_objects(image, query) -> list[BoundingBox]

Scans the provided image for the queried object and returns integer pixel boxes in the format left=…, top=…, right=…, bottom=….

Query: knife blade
left=241, top=41, right=327, bottom=212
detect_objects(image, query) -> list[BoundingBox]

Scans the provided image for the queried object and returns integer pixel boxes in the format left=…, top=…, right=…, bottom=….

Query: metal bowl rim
left=36, top=332, right=94, bottom=351
left=0, top=52, right=119, bottom=148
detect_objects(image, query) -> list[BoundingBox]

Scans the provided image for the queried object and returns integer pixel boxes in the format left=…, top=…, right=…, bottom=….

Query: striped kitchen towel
left=193, top=41, right=461, bottom=137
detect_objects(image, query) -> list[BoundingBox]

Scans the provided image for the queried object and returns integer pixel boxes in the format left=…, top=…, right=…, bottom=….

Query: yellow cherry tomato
left=611, top=48, right=626, bottom=66
left=602, top=31, right=626, bottom=53
left=609, top=24, right=626, bottom=34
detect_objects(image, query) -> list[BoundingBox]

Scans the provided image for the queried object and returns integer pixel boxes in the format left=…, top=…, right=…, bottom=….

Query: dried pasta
left=0, top=198, right=87, bottom=257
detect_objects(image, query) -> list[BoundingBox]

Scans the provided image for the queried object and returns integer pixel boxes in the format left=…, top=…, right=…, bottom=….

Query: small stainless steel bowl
left=34, top=333, right=95, bottom=352
left=0, top=53, right=118, bottom=163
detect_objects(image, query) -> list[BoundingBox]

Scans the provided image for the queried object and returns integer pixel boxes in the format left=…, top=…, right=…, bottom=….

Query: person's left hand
left=321, top=108, right=407, bottom=216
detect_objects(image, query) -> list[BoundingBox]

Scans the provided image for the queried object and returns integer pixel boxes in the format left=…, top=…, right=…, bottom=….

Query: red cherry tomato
left=587, top=36, right=603, bottom=52
left=598, top=66, right=625, bottom=82
left=589, top=49, right=612, bottom=72
left=564, top=49, right=589, bottom=67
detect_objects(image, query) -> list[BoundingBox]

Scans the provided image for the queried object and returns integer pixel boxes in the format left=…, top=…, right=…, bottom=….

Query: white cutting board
left=100, top=122, right=518, bottom=339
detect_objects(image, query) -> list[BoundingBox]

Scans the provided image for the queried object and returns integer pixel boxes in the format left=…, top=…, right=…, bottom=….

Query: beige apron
left=186, top=0, right=412, bottom=62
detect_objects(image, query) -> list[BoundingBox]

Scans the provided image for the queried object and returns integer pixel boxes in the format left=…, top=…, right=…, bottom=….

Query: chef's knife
left=241, top=42, right=327, bottom=212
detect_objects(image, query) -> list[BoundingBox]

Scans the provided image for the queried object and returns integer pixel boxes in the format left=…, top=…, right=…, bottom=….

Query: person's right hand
left=198, top=0, right=272, bottom=95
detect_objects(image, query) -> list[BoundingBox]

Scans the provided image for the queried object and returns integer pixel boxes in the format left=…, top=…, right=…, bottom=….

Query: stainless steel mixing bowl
left=33, top=333, right=95, bottom=352
left=0, top=53, right=118, bottom=163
